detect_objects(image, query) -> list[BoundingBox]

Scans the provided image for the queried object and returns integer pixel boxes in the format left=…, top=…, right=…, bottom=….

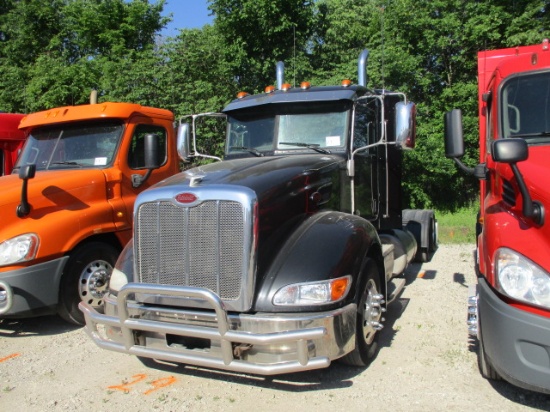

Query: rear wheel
left=340, top=259, right=384, bottom=367
left=58, top=242, right=118, bottom=325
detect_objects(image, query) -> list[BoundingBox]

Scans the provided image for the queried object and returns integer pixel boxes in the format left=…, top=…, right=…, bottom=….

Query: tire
left=403, top=209, right=437, bottom=262
left=340, top=259, right=384, bottom=367
left=58, top=242, right=118, bottom=325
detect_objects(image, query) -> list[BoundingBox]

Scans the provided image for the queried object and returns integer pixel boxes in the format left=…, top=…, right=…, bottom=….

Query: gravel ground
left=1, top=244, right=549, bottom=411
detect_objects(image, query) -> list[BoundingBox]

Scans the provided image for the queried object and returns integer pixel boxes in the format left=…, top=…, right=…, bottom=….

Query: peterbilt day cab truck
left=81, top=50, right=437, bottom=375
left=445, top=40, right=550, bottom=394
left=0, top=101, right=182, bottom=325
left=0, top=113, right=26, bottom=176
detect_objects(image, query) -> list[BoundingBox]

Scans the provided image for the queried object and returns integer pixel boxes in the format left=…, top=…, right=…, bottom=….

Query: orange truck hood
left=1, top=169, right=116, bottom=258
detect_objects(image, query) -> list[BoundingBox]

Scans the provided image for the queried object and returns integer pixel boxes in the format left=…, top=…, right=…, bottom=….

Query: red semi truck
left=0, top=113, right=26, bottom=175
left=445, top=40, right=550, bottom=394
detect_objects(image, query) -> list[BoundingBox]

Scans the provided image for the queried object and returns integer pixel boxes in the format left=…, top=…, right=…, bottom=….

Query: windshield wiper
left=50, top=161, right=84, bottom=167
left=511, top=132, right=550, bottom=138
left=229, top=146, right=264, bottom=157
left=279, top=142, right=331, bottom=154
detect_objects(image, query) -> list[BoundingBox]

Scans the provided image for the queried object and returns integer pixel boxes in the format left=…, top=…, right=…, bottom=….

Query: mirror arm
left=451, top=158, right=487, bottom=180
left=510, top=163, right=544, bottom=225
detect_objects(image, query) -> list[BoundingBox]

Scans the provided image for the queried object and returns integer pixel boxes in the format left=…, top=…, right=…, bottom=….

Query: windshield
left=226, top=103, right=349, bottom=156
left=15, top=121, right=123, bottom=171
left=501, top=71, right=550, bottom=143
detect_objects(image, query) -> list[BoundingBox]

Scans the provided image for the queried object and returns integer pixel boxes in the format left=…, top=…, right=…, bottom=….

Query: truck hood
left=155, top=154, right=345, bottom=200
left=0, top=169, right=107, bottom=220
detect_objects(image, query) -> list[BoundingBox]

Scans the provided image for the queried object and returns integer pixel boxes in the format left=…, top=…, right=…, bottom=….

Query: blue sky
left=161, top=1, right=214, bottom=36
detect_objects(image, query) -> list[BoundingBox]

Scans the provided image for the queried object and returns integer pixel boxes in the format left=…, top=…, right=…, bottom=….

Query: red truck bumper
left=478, top=277, right=550, bottom=394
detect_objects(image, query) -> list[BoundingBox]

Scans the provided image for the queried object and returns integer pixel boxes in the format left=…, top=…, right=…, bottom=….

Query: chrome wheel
left=78, top=259, right=113, bottom=308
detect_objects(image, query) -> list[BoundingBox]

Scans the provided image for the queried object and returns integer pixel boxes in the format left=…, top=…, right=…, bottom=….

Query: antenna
left=293, top=24, right=296, bottom=87
left=380, top=6, right=385, bottom=90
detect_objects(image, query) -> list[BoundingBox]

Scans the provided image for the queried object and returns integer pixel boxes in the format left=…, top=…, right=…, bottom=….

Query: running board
left=387, top=278, right=406, bottom=305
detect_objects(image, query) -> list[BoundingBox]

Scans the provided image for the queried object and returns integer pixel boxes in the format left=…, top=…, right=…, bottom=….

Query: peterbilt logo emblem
left=175, top=192, right=198, bottom=204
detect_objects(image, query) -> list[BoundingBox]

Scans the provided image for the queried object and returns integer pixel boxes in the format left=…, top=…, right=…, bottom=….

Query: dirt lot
left=0, top=244, right=549, bottom=411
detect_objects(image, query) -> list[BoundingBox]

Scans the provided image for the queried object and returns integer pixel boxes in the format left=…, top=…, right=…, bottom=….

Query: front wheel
left=58, top=242, right=118, bottom=325
left=340, top=259, right=384, bottom=367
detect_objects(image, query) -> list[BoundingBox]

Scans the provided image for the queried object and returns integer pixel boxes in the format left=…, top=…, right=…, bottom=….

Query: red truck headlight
left=495, top=247, right=550, bottom=309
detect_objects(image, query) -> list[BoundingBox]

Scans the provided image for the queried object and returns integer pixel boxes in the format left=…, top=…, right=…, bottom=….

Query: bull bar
left=79, top=283, right=356, bottom=375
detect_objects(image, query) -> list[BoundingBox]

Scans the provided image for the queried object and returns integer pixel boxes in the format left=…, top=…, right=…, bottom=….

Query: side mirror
left=491, top=138, right=528, bottom=163
left=144, top=133, right=160, bottom=169
left=395, top=101, right=416, bottom=149
left=17, top=164, right=36, bottom=217
left=492, top=138, right=542, bottom=225
left=177, top=123, right=191, bottom=161
left=131, top=134, right=160, bottom=188
left=444, top=109, right=464, bottom=158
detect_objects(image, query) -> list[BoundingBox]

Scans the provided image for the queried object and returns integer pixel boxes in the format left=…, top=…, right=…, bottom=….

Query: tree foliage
left=0, top=0, right=549, bottom=210
left=0, top=0, right=168, bottom=111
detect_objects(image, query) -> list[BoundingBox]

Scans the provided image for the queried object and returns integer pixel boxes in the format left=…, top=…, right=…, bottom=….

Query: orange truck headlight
left=0, top=233, right=39, bottom=266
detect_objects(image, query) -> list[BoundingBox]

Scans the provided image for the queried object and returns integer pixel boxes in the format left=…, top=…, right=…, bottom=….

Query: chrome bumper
left=467, top=284, right=479, bottom=337
left=80, top=283, right=357, bottom=375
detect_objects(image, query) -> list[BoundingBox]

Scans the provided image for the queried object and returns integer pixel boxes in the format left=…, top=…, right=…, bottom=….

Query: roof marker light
left=342, top=79, right=352, bottom=87
left=237, top=91, right=249, bottom=99
left=281, top=83, right=292, bottom=91
left=300, top=81, right=311, bottom=90
left=265, top=85, right=276, bottom=93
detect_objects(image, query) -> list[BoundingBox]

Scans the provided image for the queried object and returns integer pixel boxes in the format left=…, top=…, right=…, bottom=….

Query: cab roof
left=19, top=102, right=174, bottom=130
left=223, top=84, right=369, bottom=113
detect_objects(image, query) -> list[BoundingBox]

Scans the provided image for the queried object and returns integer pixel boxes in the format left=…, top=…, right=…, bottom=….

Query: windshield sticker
left=326, top=135, right=340, bottom=146
left=94, top=157, right=108, bottom=166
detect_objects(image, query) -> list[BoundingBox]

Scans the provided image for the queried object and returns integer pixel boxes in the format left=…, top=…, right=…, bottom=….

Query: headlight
left=495, top=247, right=550, bottom=308
left=273, top=275, right=352, bottom=306
left=0, top=233, right=39, bottom=266
left=109, top=241, right=134, bottom=293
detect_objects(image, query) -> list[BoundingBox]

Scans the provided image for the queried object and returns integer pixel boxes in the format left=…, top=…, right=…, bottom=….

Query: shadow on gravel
left=137, top=356, right=360, bottom=391
left=0, top=315, right=80, bottom=337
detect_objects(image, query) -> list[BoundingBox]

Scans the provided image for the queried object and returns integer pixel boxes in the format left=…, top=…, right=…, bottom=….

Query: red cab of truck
left=0, top=102, right=181, bottom=325
left=445, top=40, right=550, bottom=394
left=0, top=113, right=26, bottom=175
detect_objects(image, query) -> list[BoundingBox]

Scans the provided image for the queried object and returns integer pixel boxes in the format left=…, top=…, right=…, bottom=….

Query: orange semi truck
left=0, top=101, right=182, bottom=325
left=445, top=40, right=550, bottom=394
left=0, top=113, right=26, bottom=175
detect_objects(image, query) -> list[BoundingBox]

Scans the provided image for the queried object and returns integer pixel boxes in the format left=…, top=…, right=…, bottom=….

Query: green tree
left=208, top=0, right=317, bottom=91
left=0, top=0, right=169, bottom=112
left=312, top=0, right=550, bottom=210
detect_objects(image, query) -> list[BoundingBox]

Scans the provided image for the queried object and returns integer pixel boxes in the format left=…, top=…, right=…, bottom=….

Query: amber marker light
left=341, top=79, right=352, bottom=87
left=265, top=85, right=276, bottom=93
left=331, top=276, right=351, bottom=301
left=281, top=83, right=292, bottom=91
left=237, top=91, right=249, bottom=99
left=300, top=81, right=311, bottom=90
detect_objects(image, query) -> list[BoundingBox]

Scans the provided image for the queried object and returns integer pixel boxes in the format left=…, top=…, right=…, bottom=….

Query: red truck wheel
left=340, top=258, right=383, bottom=367
left=58, top=242, right=118, bottom=325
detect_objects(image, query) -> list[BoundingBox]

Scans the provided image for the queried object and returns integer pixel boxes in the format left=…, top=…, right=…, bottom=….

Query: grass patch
left=436, top=205, right=477, bottom=244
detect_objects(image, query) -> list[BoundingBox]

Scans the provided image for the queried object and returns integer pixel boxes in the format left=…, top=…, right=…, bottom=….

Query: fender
left=254, top=211, right=381, bottom=312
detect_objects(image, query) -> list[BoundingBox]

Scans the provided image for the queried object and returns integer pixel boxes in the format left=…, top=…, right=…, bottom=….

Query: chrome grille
left=136, top=200, right=246, bottom=300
